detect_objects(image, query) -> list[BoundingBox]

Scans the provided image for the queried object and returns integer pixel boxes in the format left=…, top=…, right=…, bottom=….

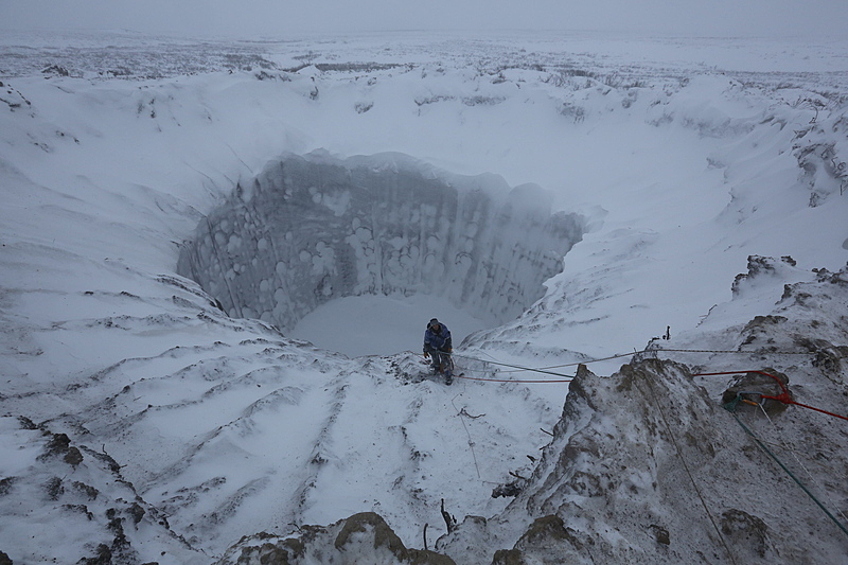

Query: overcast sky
left=1, top=0, right=847, bottom=38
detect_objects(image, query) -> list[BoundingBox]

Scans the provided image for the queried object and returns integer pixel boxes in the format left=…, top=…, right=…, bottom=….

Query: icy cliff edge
left=178, top=152, right=586, bottom=332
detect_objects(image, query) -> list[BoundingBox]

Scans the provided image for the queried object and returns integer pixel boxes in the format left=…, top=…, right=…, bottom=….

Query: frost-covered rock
left=731, top=254, right=798, bottom=296
left=217, top=512, right=454, bottom=565
left=178, top=152, right=585, bottom=331
left=792, top=107, right=848, bottom=207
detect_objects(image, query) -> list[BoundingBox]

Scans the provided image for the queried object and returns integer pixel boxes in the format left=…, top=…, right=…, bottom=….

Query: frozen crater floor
left=289, top=293, right=487, bottom=357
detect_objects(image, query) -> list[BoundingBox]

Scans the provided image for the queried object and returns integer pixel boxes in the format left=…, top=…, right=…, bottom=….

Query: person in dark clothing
left=423, top=318, right=454, bottom=384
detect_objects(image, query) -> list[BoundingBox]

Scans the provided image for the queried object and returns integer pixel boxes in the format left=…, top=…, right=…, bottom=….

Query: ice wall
left=178, top=152, right=585, bottom=333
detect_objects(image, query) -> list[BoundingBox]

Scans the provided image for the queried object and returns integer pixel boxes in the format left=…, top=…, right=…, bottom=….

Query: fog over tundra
left=1, top=0, right=847, bottom=37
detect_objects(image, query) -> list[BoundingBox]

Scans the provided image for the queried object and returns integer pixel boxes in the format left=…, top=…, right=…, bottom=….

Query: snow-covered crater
left=178, top=152, right=585, bottom=337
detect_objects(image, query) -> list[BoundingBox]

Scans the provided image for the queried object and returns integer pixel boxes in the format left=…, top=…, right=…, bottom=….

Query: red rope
left=762, top=396, right=848, bottom=422
left=695, top=370, right=848, bottom=422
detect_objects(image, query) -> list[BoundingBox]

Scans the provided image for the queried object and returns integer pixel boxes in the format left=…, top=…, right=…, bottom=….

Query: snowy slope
left=437, top=260, right=848, bottom=565
left=1, top=32, right=847, bottom=564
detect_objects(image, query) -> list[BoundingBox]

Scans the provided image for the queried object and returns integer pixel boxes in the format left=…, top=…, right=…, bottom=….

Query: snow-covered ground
left=1, top=31, right=847, bottom=564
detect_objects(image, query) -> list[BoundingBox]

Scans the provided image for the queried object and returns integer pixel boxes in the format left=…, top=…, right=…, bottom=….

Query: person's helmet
left=428, top=318, right=440, bottom=330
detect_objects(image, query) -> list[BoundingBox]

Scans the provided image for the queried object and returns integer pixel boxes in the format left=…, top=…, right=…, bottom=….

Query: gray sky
left=1, top=0, right=846, bottom=38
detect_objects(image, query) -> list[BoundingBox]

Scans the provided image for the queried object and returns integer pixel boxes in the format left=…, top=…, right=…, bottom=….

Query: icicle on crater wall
left=178, top=152, right=585, bottom=333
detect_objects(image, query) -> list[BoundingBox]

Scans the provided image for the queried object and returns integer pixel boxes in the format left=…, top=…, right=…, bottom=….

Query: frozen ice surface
left=290, top=293, right=487, bottom=357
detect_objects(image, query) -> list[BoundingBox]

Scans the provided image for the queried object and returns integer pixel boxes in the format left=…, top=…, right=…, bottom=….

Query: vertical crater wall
left=178, top=152, right=585, bottom=332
